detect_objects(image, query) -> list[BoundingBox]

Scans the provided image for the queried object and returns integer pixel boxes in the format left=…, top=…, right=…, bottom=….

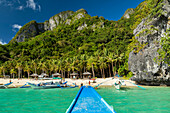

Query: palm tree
left=70, top=56, right=79, bottom=73
left=16, top=62, right=23, bottom=79
left=98, top=57, right=107, bottom=78
left=87, top=56, right=96, bottom=78
left=118, top=53, right=125, bottom=68
left=108, top=53, right=115, bottom=76
left=58, top=58, right=64, bottom=78
left=50, top=59, right=57, bottom=74
left=103, top=48, right=112, bottom=77
left=24, top=61, right=31, bottom=79
left=1, top=63, right=7, bottom=78
left=10, top=69, right=17, bottom=79
left=31, top=60, right=38, bottom=74
left=80, top=54, right=87, bottom=72
left=65, top=58, right=71, bottom=78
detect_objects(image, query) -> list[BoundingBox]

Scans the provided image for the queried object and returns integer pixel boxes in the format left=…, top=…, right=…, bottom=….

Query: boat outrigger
left=27, top=81, right=65, bottom=89
left=26, top=81, right=78, bottom=89
left=0, top=82, right=13, bottom=89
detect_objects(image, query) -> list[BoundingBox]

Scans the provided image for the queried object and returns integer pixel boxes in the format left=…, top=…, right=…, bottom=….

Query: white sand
left=0, top=77, right=137, bottom=88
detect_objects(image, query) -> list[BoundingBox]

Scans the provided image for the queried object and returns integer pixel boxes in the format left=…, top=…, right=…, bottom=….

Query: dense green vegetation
left=0, top=0, right=167, bottom=79
left=158, top=30, right=170, bottom=66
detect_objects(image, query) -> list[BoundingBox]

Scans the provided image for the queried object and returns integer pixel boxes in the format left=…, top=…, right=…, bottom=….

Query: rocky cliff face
left=123, top=8, right=134, bottom=19
left=14, top=21, right=40, bottom=42
left=128, top=0, right=170, bottom=86
left=11, top=9, right=87, bottom=43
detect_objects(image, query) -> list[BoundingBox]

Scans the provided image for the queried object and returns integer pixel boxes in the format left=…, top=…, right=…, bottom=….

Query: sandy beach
left=0, top=77, right=138, bottom=88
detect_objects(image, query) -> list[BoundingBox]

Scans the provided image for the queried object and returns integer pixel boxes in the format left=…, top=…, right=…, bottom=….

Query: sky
left=0, top=0, right=145, bottom=44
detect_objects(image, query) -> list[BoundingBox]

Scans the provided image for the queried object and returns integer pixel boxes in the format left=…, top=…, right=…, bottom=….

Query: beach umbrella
left=82, top=72, right=91, bottom=78
left=30, top=73, right=39, bottom=77
left=30, top=73, right=39, bottom=78
left=52, top=73, right=61, bottom=77
left=83, top=72, right=91, bottom=75
left=41, top=73, right=49, bottom=77
left=70, top=72, right=79, bottom=79
left=70, top=72, right=79, bottom=76
left=38, top=75, right=44, bottom=78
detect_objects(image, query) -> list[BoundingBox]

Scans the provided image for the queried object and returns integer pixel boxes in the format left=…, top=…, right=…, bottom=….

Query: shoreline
left=0, top=78, right=169, bottom=88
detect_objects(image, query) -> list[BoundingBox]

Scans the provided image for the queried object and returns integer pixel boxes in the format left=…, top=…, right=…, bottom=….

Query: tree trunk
left=61, top=70, right=63, bottom=78
left=3, top=70, right=5, bottom=78
left=64, top=70, right=65, bottom=79
left=80, top=70, right=82, bottom=79
left=28, top=71, right=30, bottom=79
left=92, top=64, right=95, bottom=78
left=84, top=66, right=86, bottom=72
left=100, top=69, right=102, bottom=78
left=108, top=64, right=111, bottom=77
left=68, top=71, right=70, bottom=78
left=112, top=61, right=114, bottom=76
left=119, top=61, right=120, bottom=69
left=115, top=62, right=117, bottom=73
left=21, top=69, right=22, bottom=79
left=35, top=67, right=37, bottom=74
left=18, top=68, right=20, bottom=79
left=103, top=68, right=105, bottom=78
left=13, top=73, right=14, bottom=79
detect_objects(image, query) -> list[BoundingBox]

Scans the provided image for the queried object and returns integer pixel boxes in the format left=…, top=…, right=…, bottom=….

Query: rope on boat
left=94, top=78, right=113, bottom=88
left=126, top=81, right=146, bottom=90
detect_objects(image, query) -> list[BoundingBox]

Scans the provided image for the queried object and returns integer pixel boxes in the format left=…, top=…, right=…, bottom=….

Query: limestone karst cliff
left=129, top=0, right=170, bottom=85
left=10, top=9, right=88, bottom=43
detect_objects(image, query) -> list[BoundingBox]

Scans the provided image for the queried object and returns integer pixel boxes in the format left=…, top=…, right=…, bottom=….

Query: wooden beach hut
left=83, top=72, right=91, bottom=79
left=70, top=72, right=79, bottom=79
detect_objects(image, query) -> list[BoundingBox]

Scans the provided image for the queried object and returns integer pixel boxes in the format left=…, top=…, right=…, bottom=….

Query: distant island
left=0, top=0, right=169, bottom=86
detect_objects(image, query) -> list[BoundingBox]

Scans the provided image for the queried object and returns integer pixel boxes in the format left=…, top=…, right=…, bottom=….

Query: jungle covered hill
left=0, top=0, right=169, bottom=80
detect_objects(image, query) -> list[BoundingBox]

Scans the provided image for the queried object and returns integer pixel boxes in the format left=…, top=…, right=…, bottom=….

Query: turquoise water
left=0, top=87, right=170, bottom=113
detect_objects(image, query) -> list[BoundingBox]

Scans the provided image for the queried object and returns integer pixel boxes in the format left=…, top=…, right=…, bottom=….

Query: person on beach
left=80, top=83, right=83, bottom=87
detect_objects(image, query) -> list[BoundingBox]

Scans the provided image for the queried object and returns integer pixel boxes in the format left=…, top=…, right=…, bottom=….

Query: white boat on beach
left=114, top=79, right=126, bottom=90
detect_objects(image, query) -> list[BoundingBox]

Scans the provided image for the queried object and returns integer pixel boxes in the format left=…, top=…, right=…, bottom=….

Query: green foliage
left=9, top=20, right=38, bottom=43
left=158, top=30, right=170, bottom=66
left=0, top=0, right=166, bottom=78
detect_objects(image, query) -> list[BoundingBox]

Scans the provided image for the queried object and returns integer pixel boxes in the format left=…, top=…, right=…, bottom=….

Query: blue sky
left=0, top=0, right=144, bottom=44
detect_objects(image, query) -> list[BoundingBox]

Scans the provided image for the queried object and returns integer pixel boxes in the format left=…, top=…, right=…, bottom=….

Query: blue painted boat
left=66, top=86, right=116, bottom=113
left=0, top=82, right=13, bottom=89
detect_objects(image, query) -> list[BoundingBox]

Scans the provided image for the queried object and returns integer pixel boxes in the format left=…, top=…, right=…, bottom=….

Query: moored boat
left=27, top=81, right=65, bottom=89
left=0, top=82, right=13, bottom=89
left=114, top=79, right=126, bottom=90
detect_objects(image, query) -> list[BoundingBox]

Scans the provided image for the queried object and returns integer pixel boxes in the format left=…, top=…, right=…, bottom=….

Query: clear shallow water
left=0, top=87, right=170, bottom=113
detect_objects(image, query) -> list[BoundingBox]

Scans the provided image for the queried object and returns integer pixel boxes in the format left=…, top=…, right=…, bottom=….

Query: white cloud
left=26, top=0, right=40, bottom=11
left=0, top=0, right=41, bottom=12
left=12, top=24, right=22, bottom=29
left=12, top=24, right=22, bottom=32
left=0, top=39, right=7, bottom=45
left=26, top=0, right=36, bottom=10
left=38, top=5, right=41, bottom=12
left=17, top=5, right=24, bottom=10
